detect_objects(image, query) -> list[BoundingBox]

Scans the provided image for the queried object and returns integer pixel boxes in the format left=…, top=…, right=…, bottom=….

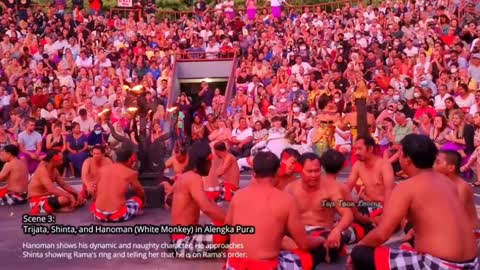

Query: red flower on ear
left=52, top=154, right=62, bottom=163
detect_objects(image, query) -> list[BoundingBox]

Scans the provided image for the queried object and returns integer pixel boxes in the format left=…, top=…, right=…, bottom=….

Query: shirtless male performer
left=28, top=151, right=83, bottom=215
left=225, top=151, right=325, bottom=270
left=346, top=135, right=395, bottom=225
left=0, top=145, right=29, bottom=206
left=205, top=142, right=240, bottom=203
left=284, top=151, right=354, bottom=266
left=170, top=141, right=228, bottom=257
left=274, top=148, right=302, bottom=190
left=80, top=145, right=112, bottom=199
left=90, top=146, right=145, bottom=222
left=161, top=142, right=188, bottom=208
left=350, top=134, right=479, bottom=270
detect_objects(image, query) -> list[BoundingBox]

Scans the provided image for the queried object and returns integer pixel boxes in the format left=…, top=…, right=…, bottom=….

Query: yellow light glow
left=126, top=107, right=139, bottom=113
left=166, top=106, right=177, bottom=112
left=97, top=108, right=111, bottom=117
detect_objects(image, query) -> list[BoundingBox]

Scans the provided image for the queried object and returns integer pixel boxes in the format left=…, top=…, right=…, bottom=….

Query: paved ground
left=2, top=168, right=480, bottom=270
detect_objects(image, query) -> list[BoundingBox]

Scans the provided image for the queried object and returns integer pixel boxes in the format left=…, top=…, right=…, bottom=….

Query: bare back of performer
left=350, top=134, right=479, bottom=270
left=0, top=145, right=29, bottom=206
left=91, top=146, right=145, bottom=222
left=171, top=142, right=225, bottom=226
left=225, top=151, right=324, bottom=270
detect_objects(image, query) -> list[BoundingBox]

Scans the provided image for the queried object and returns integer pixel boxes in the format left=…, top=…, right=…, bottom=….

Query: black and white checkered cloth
left=225, top=250, right=303, bottom=270
left=171, top=233, right=216, bottom=258
left=0, top=190, right=27, bottom=206
left=387, top=247, right=479, bottom=270
left=277, top=250, right=303, bottom=270
left=91, top=197, right=142, bottom=222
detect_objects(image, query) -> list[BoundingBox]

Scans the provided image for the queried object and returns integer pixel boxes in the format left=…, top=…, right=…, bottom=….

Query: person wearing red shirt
left=414, top=96, right=437, bottom=121
left=31, top=87, right=50, bottom=109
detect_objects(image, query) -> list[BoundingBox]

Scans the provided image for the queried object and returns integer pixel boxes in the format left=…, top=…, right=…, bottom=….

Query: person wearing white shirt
left=469, top=92, right=480, bottom=115
left=205, top=39, right=220, bottom=59
left=433, top=85, right=451, bottom=112
left=40, top=103, right=58, bottom=121
left=230, top=117, right=254, bottom=158
left=72, top=109, right=96, bottom=134
left=75, top=51, right=94, bottom=68
left=403, top=40, right=419, bottom=57
left=454, top=85, right=475, bottom=112
left=291, top=55, right=312, bottom=75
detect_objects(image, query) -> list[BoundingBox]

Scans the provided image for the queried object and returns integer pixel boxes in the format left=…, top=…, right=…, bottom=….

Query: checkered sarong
left=90, top=196, right=143, bottom=222
left=205, top=182, right=239, bottom=203
left=375, top=246, right=479, bottom=270
left=0, top=187, right=27, bottom=206
left=225, top=250, right=305, bottom=270
left=171, top=233, right=216, bottom=257
left=29, top=195, right=56, bottom=215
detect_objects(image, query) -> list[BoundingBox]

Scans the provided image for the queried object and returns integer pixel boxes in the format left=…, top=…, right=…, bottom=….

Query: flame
left=167, top=106, right=177, bottom=112
left=131, top=85, right=144, bottom=93
left=126, top=107, right=139, bottom=113
left=97, top=108, right=111, bottom=117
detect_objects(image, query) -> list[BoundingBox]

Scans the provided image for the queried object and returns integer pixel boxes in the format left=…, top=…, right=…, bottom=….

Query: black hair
left=320, top=149, right=345, bottom=174
left=317, top=94, right=333, bottom=110
left=3, top=144, right=19, bottom=157
left=174, top=142, right=187, bottom=155
left=27, top=117, right=36, bottom=124
left=116, top=144, right=135, bottom=163
left=253, top=151, right=280, bottom=178
left=356, top=135, right=376, bottom=149
left=281, top=148, right=301, bottom=161
left=185, top=141, right=212, bottom=176
left=439, top=150, right=462, bottom=174
left=300, top=152, right=321, bottom=166
left=92, top=144, right=106, bottom=153
left=213, top=141, right=227, bottom=152
left=43, top=150, right=61, bottom=162
left=400, top=134, right=438, bottom=169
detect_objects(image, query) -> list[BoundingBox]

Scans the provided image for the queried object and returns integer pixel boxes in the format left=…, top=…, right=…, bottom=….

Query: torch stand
left=106, top=105, right=168, bottom=209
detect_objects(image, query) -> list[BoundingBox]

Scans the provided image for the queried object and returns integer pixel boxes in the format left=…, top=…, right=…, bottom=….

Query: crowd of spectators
left=0, top=0, right=479, bottom=184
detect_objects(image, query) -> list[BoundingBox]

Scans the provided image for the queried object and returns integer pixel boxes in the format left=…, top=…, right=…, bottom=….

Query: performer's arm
left=216, top=155, right=234, bottom=177
left=287, top=197, right=325, bottom=250
left=165, top=157, right=174, bottom=169
left=55, top=171, right=79, bottom=197
left=80, top=159, right=92, bottom=186
left=359, top=183, right=410, bottom=247
left=381, top=159, right=395, bottom=203
left=40, top=171, right=74, bottom=199
left=464, top=185, right=480, bottom=229
left=346, top=163, right=359, bottom=193
left=130, top=172, right=145, bottom=201
left=225, top=196, right=235, bottom=225
left=0, top=162, right=11, bottom=182
left=189, top=175, right=225, bottom=222
left=332, top=188, right=354, bottom=233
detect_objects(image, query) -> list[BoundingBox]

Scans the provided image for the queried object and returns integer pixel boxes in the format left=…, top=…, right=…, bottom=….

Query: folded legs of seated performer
left=29, top=195, right=74, bottom=214
left=170, top=221, right=229, bottom=258
left=305, top=226, right=349, bottom=266
left=205, top=182, right=239, bottom=204
left=90, top=196, right=143, bottom=222
left=225, top=249, right=313, bottom=270
left=351, top=245, right=479, bottom=270
left=0, top=187, right=27, bottom=206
